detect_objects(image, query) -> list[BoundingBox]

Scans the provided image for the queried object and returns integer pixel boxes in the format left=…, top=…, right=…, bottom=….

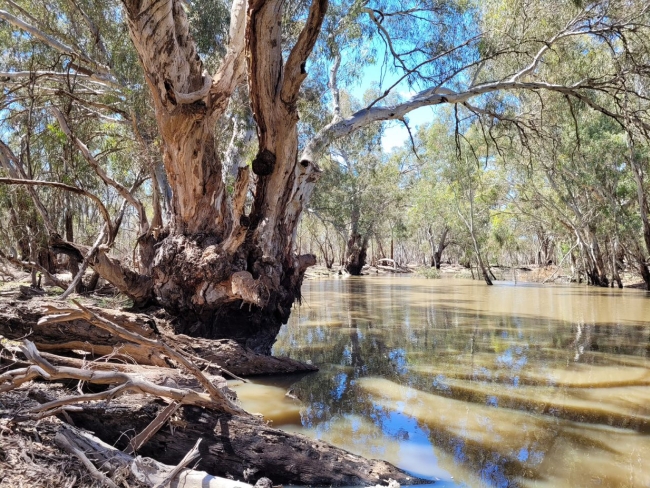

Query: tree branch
left=59, top=227, right=107, bottom=299
left=328, top=53, right=342, bottom=122
left=209, top=0, right=248, bottom=115
left=0, top=177, right=112, bottom=236
left=49, top=234, right=153, bottom=304
left=301, top=80, right=648, bottom=164
left=51, top=107, right=148, bottom=234
left=280, top=0, right=328, bottom=105
left=65, top=0, right=110, bottom=65
left=0, top=9, right=118, bottom=88
left=247, top=0, right=284, bottom=152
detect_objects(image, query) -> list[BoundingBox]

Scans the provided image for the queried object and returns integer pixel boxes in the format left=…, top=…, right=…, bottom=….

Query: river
left=232, top=277, right=650, bottom=487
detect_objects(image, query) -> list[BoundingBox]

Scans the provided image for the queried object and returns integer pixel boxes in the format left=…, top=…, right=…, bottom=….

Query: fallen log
left=1, top=388, right=255, bottom=488
left=55, top=423, right=256, bottom=488
left=2, top=332, right=424, bottom=486
left=35, top=390, right=425, bottom=487
left=0, top=297, right=317, bottom=376
left=0, top=345, right=234, bottom=393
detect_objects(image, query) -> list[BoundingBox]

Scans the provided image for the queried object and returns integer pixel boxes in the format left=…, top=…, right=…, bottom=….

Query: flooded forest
left=1, top=0, right=650, bottom=487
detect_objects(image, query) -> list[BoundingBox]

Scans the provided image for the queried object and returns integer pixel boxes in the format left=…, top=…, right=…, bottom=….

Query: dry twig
left=36, top=300, right=246, bottom=414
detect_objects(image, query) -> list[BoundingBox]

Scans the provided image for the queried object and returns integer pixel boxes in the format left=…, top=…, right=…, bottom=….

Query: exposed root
left=36, top=300, right=245, bottom=414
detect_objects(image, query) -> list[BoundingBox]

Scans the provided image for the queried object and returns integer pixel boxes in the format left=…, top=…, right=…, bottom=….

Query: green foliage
left=417, top=267, right=441, bottom=279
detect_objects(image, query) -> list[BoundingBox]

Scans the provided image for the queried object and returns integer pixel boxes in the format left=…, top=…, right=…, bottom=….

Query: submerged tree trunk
left=430, top=226, right=449, bottom=269
left=344, top=204, right=369, bottom=275
left=345, top=232, right=369, bottom=275
left=585, top=227, right=609, bottom=287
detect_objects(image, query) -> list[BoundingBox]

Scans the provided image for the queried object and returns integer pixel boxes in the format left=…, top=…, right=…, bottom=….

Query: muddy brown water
left=231, top=277, right=650, bottom=487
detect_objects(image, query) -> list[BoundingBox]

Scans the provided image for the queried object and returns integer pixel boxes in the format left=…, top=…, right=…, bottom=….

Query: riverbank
left=0, top=263, right=423, bottom=487
left=304, top=262, right=649, bottom=288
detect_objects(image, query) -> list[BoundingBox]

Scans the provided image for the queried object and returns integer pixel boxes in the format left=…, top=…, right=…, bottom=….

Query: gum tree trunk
left=344, top=204, right=369, bottom=275
left=82, top=0, right=327, bottom=354
left=430, top=226, right=449, bottom=269
left=345, top=232, right=369, bottom=275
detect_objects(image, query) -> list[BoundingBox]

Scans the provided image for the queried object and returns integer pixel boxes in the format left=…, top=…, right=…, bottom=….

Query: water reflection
left=235, top=277, right=650, bottom=487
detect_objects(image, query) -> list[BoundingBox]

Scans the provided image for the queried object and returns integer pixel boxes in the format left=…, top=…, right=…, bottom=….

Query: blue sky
left=351, top=51, right=438, bottom=152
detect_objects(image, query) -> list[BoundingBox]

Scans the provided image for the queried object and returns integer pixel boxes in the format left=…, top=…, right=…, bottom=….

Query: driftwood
left=30, top=387, right=423, bottom=487
left=0, top=297, right=317, bottom=376
left=55, top=422, right=254, bottom=488
left=0, top=347, right=233, bottom=392
left=0, top=340, right=244, bottom=417
left=376, top=265, right=412, bottom=273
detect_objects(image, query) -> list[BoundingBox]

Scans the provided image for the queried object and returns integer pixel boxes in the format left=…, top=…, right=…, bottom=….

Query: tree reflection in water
left=239, top=277, right=650, bottom=487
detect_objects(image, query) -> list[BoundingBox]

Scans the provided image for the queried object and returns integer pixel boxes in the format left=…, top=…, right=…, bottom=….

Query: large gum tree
left=2, top=0, right=649, bottom=353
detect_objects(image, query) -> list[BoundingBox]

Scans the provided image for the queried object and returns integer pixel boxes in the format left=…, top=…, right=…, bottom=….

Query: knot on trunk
left=231, top=271, right=269, bottom=308
left=298, top=254, right=317, bottom=273
left=252, top=149, right=276, bottom=176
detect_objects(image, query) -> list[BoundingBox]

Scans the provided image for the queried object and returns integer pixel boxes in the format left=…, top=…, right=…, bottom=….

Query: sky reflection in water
left=233, top=277, right=650, bottom=488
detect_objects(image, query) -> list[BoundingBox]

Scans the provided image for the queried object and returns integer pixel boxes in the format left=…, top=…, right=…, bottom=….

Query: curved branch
left=301, top=80, right=647, bottom=163
left=0, top=10, right=118, bottom=88
left=0, top=177, right=112, bottom=236
left=49, top=234, right=153, bottom=303
left=280, top=0, right=329, bottom=105
left=361, top=7, right=409, bottom=73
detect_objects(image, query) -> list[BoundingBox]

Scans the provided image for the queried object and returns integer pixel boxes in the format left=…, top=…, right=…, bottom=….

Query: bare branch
left=54, top=430, right=120, bottom=488
left=126, top=401, right=181, bottom=454
left=362, top=8, right=409, bottom=73
left=59, top=228, right=107, bottom=299
left=301, top=80, right=648, bottom=164
left=45, top=300, right=247, bottom=415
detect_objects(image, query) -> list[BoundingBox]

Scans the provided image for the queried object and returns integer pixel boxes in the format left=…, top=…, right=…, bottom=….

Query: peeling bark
left=49, top=234, right=154, bottom=305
